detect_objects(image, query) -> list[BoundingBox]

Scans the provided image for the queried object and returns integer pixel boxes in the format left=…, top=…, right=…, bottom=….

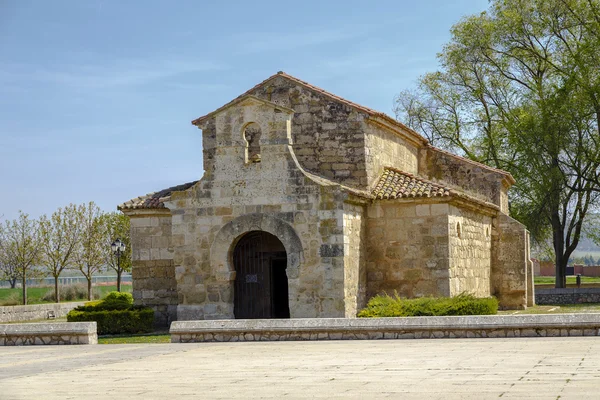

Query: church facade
left=119, top=72, right=534, bottom=326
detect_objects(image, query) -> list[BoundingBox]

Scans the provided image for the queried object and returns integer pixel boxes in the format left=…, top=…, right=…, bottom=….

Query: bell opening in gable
left=243, top=122, right=262, bottom=163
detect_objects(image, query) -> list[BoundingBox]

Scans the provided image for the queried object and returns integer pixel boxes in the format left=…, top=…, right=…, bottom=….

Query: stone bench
left=0, top=322, right=97, bottom=345
left=170, top=314, right=600, bottom=342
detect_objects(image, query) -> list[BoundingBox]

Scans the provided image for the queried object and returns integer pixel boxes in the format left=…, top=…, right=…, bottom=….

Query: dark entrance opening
left=233, top=231, right=290, bottom=319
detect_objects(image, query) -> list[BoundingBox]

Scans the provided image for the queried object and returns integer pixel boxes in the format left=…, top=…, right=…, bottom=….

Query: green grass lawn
left=534, top=276, right=600, bottom=285
left=98, top=334, right=170, bottom=344
left=0, top=284, right=132, bottom=306
left=499, top=303, right=600, bottom=314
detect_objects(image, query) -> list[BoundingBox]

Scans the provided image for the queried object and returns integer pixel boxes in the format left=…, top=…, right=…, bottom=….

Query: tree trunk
left=21, top=273, right=27, bottom=305
left=54, top=275, right=60, bottom=303
left=555, top=251, right=567, bottom=289
left=9, top=278, right=16, bottom=289
left=553, top=219, right=567, bottom=288
left=87, top=278, right=92, bottom=301
left=117, top=270, right=122, bottom=292
left=551, top=207, right=567, bottom=288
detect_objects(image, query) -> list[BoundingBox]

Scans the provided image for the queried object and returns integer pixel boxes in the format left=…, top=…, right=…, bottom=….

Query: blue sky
left=0, top=0, right=489, bottom=221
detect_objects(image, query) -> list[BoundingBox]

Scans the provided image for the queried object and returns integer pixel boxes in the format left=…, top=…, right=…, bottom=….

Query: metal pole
left=117, top=249, right=121, bottom=292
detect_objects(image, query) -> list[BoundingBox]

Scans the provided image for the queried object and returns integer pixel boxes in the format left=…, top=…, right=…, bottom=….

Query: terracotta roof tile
left=373, top=168, right=451, bottom=200
left=118, top=181, right=198, bottom=210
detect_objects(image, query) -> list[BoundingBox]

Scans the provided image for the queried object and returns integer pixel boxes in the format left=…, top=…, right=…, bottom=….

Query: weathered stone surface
left=536, top=288, right=600, bottom=304
left=0, top=322, right=97, bottom=345
left=120, top=72, right=532, bottom=324
left=0, top=302, right=85, bottom=323
left=170, top=314, right=600, bottom=342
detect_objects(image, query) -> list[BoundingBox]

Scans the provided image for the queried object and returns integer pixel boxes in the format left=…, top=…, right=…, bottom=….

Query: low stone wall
left=536, top=288, right=600, bottom=305
left=0, top=302, right=85, bottom=323
left=0, top=322, right=97, bottom=345
left=170, top=314, right=600, bottom=342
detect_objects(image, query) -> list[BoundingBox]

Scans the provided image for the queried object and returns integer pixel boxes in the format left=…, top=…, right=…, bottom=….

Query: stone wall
left=364, top=123, right=419, bottom=187
left=365, top=201, right=451, bottom=299
left=538, top=261, right=555, bottom=276
left=419, top=147, right=506, bottom=207
left=247, top=75, right=370, bottom=189
left=573, top=265, right=600, bottom=277
left=0, top=302, right=85, bottom=323
left=536, top=288, right=600, bottom=304
left=491, top=214, right=534, bottom=309
left=170, top=314, right=600, bottom=343
left=0, top=322, right=97, bottom=345
left=171, top=99, right=354, bottom=320
left=342, top=201, right=367, bottom=317
left=448, top=206, right=492, bottom=297
left=129, top=212, right=178, bottom=326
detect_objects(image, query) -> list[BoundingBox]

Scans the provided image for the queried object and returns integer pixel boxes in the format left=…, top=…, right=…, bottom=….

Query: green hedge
left=67, top=308, right=154, bottom=335
left=358, top=293, right=498, bottom=318
left=67, top=291, right=153, bottom=335
left=78, top=291, right=133, bottom=312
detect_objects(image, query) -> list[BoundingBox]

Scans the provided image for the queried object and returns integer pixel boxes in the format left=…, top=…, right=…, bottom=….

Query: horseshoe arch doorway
left=232, top=231, right=290, bottom=319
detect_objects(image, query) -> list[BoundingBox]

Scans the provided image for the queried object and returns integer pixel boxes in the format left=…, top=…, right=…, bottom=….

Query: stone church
left=119, top=72, right=534, bottom=326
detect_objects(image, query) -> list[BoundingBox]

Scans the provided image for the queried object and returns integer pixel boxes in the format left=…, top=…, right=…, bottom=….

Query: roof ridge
left=118, top=180, right=199, bottom=211
left=191, top=72, right=427, bottom=144
left=427, top=145, right=515, bottom=183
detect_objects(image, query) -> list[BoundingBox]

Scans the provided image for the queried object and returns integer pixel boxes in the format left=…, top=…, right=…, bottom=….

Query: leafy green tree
left=39, top=204, right=82, bottom=302
left=75, top=202, right=106, bottom=300
left=0, top=212, right=43, bottom=304
left=395, top=0, right=600, bottom=288
left=102, top=212, right=131, bottom=292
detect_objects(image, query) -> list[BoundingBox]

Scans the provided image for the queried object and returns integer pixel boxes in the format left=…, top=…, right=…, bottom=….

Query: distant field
left=0, top=284, right=132, bottom=306
left=534, top=276, right=600, bottom=287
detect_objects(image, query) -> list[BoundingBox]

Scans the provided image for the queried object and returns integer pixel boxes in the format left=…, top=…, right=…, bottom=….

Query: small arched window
left=456, top=222, right=462, bottom=238
left=243, top=122, right=262, bottom=163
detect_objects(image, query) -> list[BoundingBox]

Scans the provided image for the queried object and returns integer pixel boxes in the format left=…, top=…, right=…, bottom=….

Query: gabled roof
left=372, top=167, right=451, bottom=200
left=191, top=71, right=427, bottom=144
left=191, top=95, right=295, bottom=126
left=118, top=181, right=198, bottom=211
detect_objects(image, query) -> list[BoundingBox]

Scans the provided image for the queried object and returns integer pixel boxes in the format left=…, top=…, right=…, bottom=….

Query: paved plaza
left=1, top=337, right=600, bottom=399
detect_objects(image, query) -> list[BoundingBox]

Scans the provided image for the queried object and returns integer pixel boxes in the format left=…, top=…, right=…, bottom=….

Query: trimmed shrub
left=67, top=308, right=154, bottom=335
left=76, top=292, right=133, bottom=312
left=67, top=291, right=153, bottom=335
left=102, top=291, right=133, bottom=309
left=358, top=292, right=498, bottom=318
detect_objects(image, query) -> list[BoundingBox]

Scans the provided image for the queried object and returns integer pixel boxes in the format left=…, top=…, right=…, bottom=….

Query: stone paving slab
left=2, top=337, right=600, bottom=399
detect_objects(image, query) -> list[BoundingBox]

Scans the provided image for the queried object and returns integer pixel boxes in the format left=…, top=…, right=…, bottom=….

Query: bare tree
left=75, top=202, right=106, bottom=300
left=0, top=212, right=42, bottom=305
left=39, top=204, right=82, bottom=302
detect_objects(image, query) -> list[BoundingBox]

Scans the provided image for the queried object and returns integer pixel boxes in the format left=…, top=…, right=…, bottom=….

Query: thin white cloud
left=0, top=58, right=228, bottom=89
left=234, top=27, right=367, bottom=54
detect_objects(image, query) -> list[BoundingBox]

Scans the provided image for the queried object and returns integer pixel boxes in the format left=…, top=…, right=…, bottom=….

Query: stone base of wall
left=0, top=322, right=97, bottom=345
left=170, top=314, right=600, bottom=342
left=0, top=302, right=86, bottom=323
left=536, top=288, right=600, bottom=305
